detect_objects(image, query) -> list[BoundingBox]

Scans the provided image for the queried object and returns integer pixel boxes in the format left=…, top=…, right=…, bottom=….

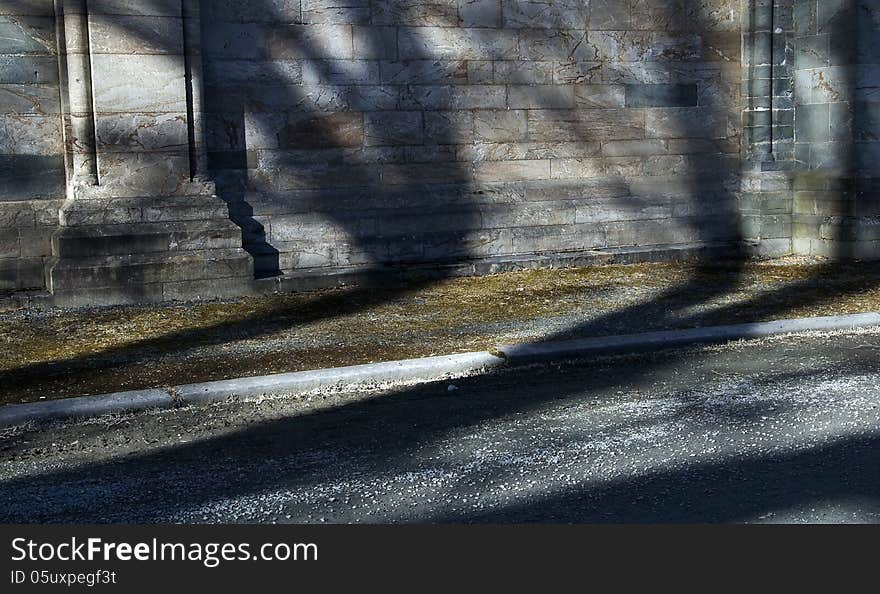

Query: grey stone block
left=574, top=84, right=625, bottom=108
left=590, top=0, right=631, bottom=29
left=645, top=107, right=726, bottom=139
left=591, top=31, right=653, bottom=62
left=508, top=85, right=575, bottom=109
left=458, top=0, right=501, bottom=28
left=301, top=59, right=380, bottom=85
left=0, top=155, right=64, bottom=200
left=517, top=29, right=596, bottom=61
left=0, top=83, right=60, bottom=114
left=425, top=111, right=474, bottom=145
left=354, top=26, right=397, bottom=59
left=493, top=60, right=554, bottom=84
left=0, top=16, right=55, bottom=54
left=91, top=54, right=187, bottom=113
left=625, top=84, right=698, bottom=108
left=364, top=111, right=423, bottom=146
left=528, top=109, right=646, bottom=142
left=88, top=15, right=184, bottom=54
left=302, top=0, right=370, bottom=25
left=269, top=25, right=354, bottom=60
left=398, top=26, right=518, bottom=60
left=399, top=85, right=506, bottom=110
left=0, top=55, right=58, bottom=84
left=380, top=60, right=468, bottom=84
left=373, top=0, right=458, bottom=26
left=474, top=110, right=527, bottom=143
left=468, top=60, right=493, bottom=84
left=503, top=0, right=586, bottom=29
left=473, top=159, right=551, bottom=182
left=554, top=62, right=603, bottom=84
left=0, top=114, right=62, bottom=155
left=796, top=103, right=830, bottom=143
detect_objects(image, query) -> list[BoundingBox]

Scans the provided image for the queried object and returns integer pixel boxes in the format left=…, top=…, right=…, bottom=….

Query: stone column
left=59, top=0, right=99, bottom=189
left=740, top=0, right=797, bottom=257
left=81, top=0, right=205, bottom=197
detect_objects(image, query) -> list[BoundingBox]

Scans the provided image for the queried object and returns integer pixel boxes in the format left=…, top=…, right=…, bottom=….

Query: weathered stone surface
left=0, top=84, right=61, bottom=114
left=528, top=109, right=646, bottom=142
left=574, top=84, right=626, bottom=108
left=625, top=84, right=699, bottom=107
left=494, top=61, right=554, bottom=84
left=517, top=29, right=596, bottom=61
left=373, top=0, right=457, bottom=26
left=425, top=111, right=474, bottom=144
left=354, top=26, right=397, bottom=59
left=88, top=15, right=184, bottom=54
left=269, top=25, right=354, bottom=60
left=458, top=0, right=501, bottom=28
left=0, top=56, right=58, bottom=84
left=399, top=85, right=506, bottom=109
left=398, top=26, right=518, bottom=60
left=90, top=55, right=187, bottom=113
left=508, top=85, right=575, bottom=109
left=0, top=16, right=55, bottom=54
left=5, top=0, right=877, bottom=304
left=95, top=114, right=189, bottom=153
left=364, top=111, right=423, bottom=146
left=502, top=0, right=586, bottom=29
left=474, top=110, right=527, bottom=143
left=302, top=0, right=371, bottom=25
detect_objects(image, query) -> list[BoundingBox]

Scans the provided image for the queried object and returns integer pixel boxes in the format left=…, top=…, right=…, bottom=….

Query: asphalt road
left=2, top=329, right=880, bottom=524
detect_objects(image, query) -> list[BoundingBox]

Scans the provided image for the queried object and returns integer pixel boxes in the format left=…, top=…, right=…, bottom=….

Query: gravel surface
left=2, top=328, right=879, bottom=524
left=4, top=257, right=880, bottom=404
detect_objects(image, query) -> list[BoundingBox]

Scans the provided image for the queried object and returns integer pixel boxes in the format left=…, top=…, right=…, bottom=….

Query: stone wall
left=202, top=0, right=749, bottom=278
left=792, top=0, right=880, bottom=258
left=0, top=0, right=64, bottom=292
left=1, top=1, right=879, bottom=305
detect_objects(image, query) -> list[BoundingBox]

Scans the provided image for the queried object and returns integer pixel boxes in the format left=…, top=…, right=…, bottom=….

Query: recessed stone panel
left=91, top=54, right=187, bottom=113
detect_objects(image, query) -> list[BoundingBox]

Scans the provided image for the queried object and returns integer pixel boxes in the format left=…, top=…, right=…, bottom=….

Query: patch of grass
left=3, top=258, right=880, bottom=405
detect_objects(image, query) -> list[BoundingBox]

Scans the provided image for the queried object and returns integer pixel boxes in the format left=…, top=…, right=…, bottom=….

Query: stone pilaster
left=740, top=0, right=796, bottom=256
left=791, top=0, right=880, bottom=259
left=47, top=0, right=254, bottom=306
left=58, top=0, right=99, bottom=189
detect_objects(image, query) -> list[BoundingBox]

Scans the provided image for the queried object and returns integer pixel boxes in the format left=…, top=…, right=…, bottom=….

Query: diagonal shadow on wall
left=2, top=1, right=880, bottom=523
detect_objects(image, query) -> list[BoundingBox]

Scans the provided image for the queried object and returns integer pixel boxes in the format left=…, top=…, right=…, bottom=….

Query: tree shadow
left=3, top=0, right=880, bottom=523
left=4, top=1, right=753, bottom=397
left=2, top=349, right=878, bottom=523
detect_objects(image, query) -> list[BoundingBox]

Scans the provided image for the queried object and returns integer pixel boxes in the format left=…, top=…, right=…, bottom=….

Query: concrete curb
left=0, top=389, right=172, bottom=429
left=0, top=352, right=505, bottom=428
left=174, top=351, right=505, bottom=404
left=496, top=312, right=880, bottom=362
left=2, top=312, right=879, bottom=428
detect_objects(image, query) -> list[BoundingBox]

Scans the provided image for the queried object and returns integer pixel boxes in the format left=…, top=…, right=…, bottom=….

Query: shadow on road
left=2, top=341, right=879, bottom=523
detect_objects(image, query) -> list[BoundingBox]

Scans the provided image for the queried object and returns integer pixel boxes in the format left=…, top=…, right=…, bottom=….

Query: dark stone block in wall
left=0, top=155, right=64, bottom=201
left=625, top=84, right=698, bottom=108
left=854, top=101, right=880, bottom=142
left=208, top=151, right=250, bottom=171
left=286, top=112, right=364, bottom=149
